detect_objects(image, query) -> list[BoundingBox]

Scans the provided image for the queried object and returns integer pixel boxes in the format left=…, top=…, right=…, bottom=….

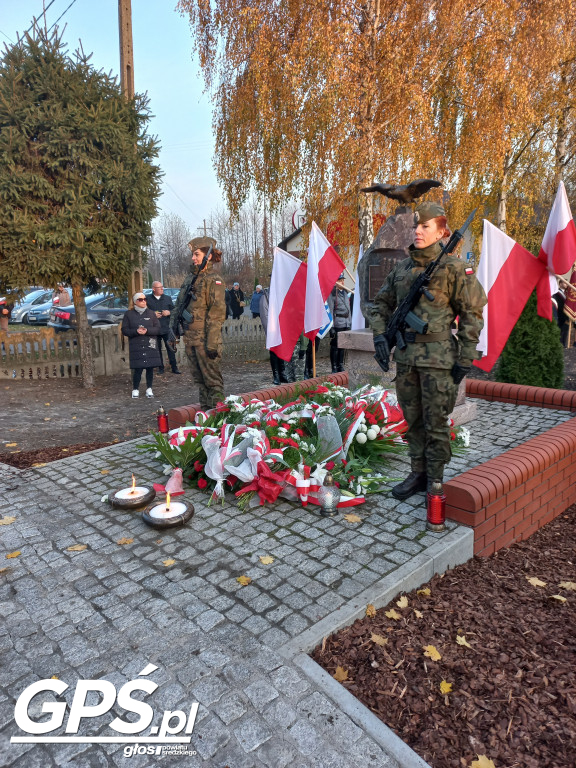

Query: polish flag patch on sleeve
left=215, top=280, right=222, bottom=284
left=465, top=266, right=475, bottom=275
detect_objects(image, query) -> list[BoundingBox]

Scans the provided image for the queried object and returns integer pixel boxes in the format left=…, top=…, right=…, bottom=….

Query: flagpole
left=312, top=339, right=316, bottom=378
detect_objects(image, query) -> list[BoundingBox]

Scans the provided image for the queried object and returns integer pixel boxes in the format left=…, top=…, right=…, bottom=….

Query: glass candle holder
left=317, top=472, right=341, bottom=517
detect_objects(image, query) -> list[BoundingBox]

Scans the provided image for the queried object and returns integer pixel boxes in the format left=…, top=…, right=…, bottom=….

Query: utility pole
left=118, top=0, right=142, bottom=299
left=197, top=219, right=213, bottom=238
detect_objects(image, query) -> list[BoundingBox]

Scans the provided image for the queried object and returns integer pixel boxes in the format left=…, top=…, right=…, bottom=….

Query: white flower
left=366, top=429, right=378, bottom=440
left=225, top=394, right=242, bottom=403
left=359, top=424, right=368, bottom=433
left=460, top=427, right=470, bottom=447
left=101, top=494, right=109, bottom=503
left=278, top=427, right=288, bottom=436
left=293, top=433, right=301, bottom=442
left=356, top=433, right=367, bottom=444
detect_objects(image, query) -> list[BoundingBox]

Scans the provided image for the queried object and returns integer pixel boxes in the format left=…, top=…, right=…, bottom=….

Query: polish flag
left=266, top=247, right=307, bottom=361
left=536, top=181, right=576, bottom=319
left=304, top=221, right=346, bottom=339
left=475, top=220, right=546, bottom=372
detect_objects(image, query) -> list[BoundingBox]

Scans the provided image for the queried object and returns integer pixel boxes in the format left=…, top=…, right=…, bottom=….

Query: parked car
left=143, top=287, right=180, bottom=300
left=48, top=293, right=129, bottom=331
left=9, top=289, right=54, bottom=324
left=27, top=295, right=70, bottom=325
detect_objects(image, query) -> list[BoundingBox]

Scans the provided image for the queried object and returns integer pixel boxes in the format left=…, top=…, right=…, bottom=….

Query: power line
left=0, top=29, right=15, bottom=44
left=23, top=0, right=59, bottom=37
left=47, top=0, right=81, bottom=34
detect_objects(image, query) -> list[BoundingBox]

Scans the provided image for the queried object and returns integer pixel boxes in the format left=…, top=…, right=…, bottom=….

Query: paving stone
left=288, top=718, right=323, bottom=757
left=233, top=714, right=273, bottom=752
left=213, top=693, right=248, bottom=725
left=191, top=715, right=231, bottom=759
left=243, top=679, right=279, bottom=710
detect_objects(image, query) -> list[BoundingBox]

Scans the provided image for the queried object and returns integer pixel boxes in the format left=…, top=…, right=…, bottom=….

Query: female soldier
left=172, top=237, right=226, bottom=410
left=371, top=202, right=486, bottom=500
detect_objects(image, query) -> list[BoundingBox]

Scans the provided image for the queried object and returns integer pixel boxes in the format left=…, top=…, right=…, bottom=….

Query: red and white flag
left=475, top=220, right=546, bottom=372
left=536, top=181, right=576, bottom=319
left=304, top=221, right=345, bottom=339
left=266, top=247, right=307, bottom=361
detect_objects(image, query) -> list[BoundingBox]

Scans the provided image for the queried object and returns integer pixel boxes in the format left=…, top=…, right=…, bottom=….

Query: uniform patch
left=465, top=267, right=475, bottom=275
left=215, top=280, right=222, bottom=284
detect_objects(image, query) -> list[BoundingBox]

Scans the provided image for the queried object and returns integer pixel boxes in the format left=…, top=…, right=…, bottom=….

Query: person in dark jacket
left=250, top=285, right=263, bottom=318
left=0, top=296, right=12, bottom=332
left=229, top=282, right=245, bottom=319
left=146, top=282, right=181, bottom=374
left=121, top=293, right=162, bottom=399
left=327, top=273, right=352, bottom=372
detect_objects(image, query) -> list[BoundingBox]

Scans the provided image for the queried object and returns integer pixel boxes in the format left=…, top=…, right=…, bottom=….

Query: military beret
left=188, top=236, right=217, bottom=251
left=414, top=201, right=445, bottom=224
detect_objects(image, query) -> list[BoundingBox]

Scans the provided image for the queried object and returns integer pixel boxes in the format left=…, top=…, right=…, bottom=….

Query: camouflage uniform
left=371, top=240, right=486, bottom=480
left=173, top=261, right=226, bottom=410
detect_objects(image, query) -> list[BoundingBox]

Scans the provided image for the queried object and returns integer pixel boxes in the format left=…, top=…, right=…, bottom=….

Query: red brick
left=484, top=521, right=506, bottom=546
left=526, top=499, right=545, bottom=519
left=446, top=507, right=479, bottom=527
left=504, top=508, right=525, bottom=532
left=495, top=506, right=518, bottom=527
left=475, top=515, right=499, bottom=539
left=484, top=496, right=507, bottom=518
left=473, top=535, right=485, bottom=555
left=458, top=470, right=499, bottom=503
left=494, top=528, right=516, bottom=552
left=539, top=487, right=557, bottom=507
left=506, top=485, right=529, bottom=504
left=477, top=541, right=496, bottom=558
left=514, top=516, right=532, bottom=537
left=489, top=459, right=524, bottom=487
left=520, top=522, right=539, bottom=541
left=444, top=482, right=484, bottom=512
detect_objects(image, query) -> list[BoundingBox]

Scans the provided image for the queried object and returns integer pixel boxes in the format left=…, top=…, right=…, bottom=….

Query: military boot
left=391, top=459, right=427, bottom=501
left=336, top=349, right=346, bottom=372
left=270, top=354, right=281, bottom=385
left=330, top=347, right=338, bottom=373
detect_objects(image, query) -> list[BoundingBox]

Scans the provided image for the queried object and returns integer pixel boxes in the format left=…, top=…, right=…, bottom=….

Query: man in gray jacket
left=327, top=274, right=351, bottom=372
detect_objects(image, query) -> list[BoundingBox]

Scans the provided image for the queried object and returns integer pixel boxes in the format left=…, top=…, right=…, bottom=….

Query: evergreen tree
left=495, top=292, right=564, bottom=388
left=0, top=32, right=161, bottom=387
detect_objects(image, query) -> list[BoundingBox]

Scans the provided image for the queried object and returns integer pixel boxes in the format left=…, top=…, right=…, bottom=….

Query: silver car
left=9, top=289, right=54, bottom=324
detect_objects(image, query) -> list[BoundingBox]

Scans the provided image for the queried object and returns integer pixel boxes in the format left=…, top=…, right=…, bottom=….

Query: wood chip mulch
left=0, top=442, right=115, bottom=469
left=311, top=508, right=576, bottom=768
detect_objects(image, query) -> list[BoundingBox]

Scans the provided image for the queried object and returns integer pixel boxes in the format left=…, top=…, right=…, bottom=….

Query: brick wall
left=448, top=380, right=576, bottom=556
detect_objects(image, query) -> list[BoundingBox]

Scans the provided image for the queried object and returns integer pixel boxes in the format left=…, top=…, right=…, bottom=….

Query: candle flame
left=130, top=474, right=136, bottom=495
left=165, top=491, right=171, bottom=512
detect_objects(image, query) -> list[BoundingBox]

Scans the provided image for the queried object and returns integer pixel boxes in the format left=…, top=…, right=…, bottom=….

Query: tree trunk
left=72, top=279, right=95, bottom=388
left=358, top=189, right=374, bottom=253
left=496, top=165, right=508, bottom=233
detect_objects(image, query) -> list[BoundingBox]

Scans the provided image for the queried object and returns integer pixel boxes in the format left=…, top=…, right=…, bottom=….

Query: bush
left=495, top=292, right=564, bottom=388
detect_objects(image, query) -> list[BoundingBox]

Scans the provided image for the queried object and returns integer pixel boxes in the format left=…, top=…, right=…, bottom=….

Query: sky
left=0, top=0, right=221, bottom=236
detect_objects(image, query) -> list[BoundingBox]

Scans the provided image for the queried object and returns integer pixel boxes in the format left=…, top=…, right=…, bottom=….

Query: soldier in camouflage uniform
left=172, top=237, right=227, bottom=410
left=371, top=202, right=487, bottom=500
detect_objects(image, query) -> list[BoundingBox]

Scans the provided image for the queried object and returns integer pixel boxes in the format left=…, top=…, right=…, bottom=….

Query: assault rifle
left=168, top=245, right=212, bottom=349
left=374, top=208, right=477, bottom=372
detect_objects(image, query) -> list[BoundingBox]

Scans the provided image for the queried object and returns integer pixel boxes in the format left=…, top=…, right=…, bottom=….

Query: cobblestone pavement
left=0, top=400, right=572, bottom=767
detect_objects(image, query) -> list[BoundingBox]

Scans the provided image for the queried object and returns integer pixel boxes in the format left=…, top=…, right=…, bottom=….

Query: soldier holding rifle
left=370, top=202, right=487, bottom=500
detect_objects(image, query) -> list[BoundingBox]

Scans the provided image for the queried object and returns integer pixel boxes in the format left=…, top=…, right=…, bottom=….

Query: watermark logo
left=11, top=663, right=198, bottom=753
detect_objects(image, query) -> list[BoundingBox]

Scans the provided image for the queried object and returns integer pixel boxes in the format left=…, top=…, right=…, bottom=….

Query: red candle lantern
left=157, top=405, right=169, bottom=434
left=427, top=481, right=446, bottom=531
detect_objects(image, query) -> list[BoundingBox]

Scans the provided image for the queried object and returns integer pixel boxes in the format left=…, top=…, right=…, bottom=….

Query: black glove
left=451, top=362, right=471, bottom=384
left=206, top=348, right=218, bottom=360
left=329, top=328, right=336, bottom=339
left=373, top=334, right=390, bottom=372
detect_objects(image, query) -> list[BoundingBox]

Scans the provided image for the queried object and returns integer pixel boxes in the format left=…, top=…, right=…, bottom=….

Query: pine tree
left=495, top=292, right=564, bottom=388
left=0, top=32, right=161, bottom=387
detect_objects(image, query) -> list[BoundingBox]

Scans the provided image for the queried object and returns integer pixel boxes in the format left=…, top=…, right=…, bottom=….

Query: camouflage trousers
left=395, top=364, right=457, bottom=479
left=185, top=343, right=224, bottom=410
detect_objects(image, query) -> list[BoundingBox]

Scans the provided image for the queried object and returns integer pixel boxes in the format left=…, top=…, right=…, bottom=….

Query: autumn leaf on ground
left=396, top=595, right=408, bottom=609
left=365, top=603, right=376, bottom=617
left=162, top=559, right=176, bottom=567
left=45, top=403, right=50, bottom=406
left=440, top=680, right=453, bottom=694
left=343, top=513, right=362, bottom=523
left=237, top=575, right=251, bottom=586
left=417, top=587, right=431, bottom=596
left=0, top=516, right=16, bottom=526
left=470, top=756, right=496, bottom=768
left=385, top=609, right=402, bottom=621
left=550, top=594, right=567, bottom=603
left=43, top=417, right=51, bottom=421
left=66, top=544, right=87, bottom=552
left=100, top=469, right=110, bottom=475
left=5, top=443, right=18, bottom=447
left=414, top=609, right=423, bottom=619
left=456, top=635, right=472, bottom=648
left=32, top=463, right=47, bottom=467
left=526, top=576, right=546, bottom=587
left=116, top=538, right=134, bottom=546
left=333, top=666, right=348, bottom=682
left=370, top=633, right=388, bottom=646
left=259, top=555, right=274, bottom=565
left=51, top=675, right=58, bottom=679
left=0, top=567, right=9, bottom=574
left=558, top=581, right=576, bottom=591
left=423, top=645, right=442, bottom=661
left=6, top=551, right=21, bottom=559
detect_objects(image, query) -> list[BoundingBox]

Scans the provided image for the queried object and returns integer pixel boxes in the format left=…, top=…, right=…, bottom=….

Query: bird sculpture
left=360, top=178, right=441, bottom=205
